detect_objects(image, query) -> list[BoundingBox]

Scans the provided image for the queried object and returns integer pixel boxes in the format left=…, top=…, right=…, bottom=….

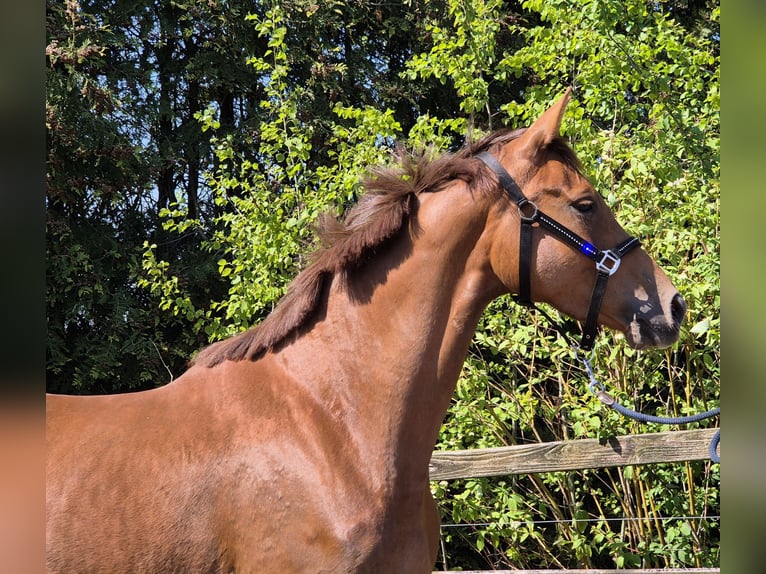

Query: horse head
left=485, top=90, right=685, bottom=349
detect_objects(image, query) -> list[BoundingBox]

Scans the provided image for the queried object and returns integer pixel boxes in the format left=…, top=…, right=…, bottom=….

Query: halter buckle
left=595, top=249, right=621, bottom=276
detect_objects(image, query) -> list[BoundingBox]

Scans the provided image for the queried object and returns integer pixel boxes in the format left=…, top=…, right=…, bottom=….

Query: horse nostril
left=671, top=293, right=687, bottom=325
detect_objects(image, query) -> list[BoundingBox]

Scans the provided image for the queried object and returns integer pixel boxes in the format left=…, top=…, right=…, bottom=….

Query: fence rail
left=429, top=427, right=718, bottom=481
left=429, top=427, right=720, bottom=574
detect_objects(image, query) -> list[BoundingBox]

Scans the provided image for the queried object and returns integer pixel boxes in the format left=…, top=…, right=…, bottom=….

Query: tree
left=46, top=0, right=270, bottom=392
left=47, top=0, right=472, bottom=392
left=46, top=0, right=171, bottom=393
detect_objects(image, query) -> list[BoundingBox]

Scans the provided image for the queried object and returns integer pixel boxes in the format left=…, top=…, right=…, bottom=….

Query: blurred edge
left=722, top=1, right=766, bottom=573
left=0, top=0, right=46, bottom=573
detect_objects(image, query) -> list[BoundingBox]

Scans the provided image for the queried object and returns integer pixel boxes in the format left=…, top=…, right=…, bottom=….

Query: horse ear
left=515, top=87, right=572, bottom=160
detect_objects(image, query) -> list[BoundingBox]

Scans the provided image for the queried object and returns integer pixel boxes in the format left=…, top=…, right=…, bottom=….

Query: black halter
left=477, top=151, right=640, bottom=351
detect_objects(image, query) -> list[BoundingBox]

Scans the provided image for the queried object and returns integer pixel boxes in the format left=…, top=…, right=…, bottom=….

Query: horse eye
left=573, top=200, right=595, bottom=213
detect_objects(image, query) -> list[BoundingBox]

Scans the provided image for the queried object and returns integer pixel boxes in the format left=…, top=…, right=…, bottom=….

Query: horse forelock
left=192, top=129, right=580, bottom=368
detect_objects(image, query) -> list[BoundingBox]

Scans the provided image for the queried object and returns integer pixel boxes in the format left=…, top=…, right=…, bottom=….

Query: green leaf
left=690, top=317, right=711, bottom=335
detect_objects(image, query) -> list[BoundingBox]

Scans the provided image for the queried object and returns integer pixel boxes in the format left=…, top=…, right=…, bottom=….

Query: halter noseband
left=477, top=151, right=640, bottom=351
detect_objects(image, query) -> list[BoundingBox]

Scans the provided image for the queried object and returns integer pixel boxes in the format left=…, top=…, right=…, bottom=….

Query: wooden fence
left=429, top=427, right=720, bottom=574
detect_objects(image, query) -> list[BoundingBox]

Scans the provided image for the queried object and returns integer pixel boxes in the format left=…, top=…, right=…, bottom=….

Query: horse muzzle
left=627, top=292, right=686, bottom=349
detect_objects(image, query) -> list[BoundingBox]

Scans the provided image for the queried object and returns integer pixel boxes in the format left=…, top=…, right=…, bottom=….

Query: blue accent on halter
left=581, top=242, right=598, bottom=258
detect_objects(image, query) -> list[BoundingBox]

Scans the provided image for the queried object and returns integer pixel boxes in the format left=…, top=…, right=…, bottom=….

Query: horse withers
left=46, top=90, right=685, bottom=573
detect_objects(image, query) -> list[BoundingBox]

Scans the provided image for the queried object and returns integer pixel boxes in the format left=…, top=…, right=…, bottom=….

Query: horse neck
left=273, top=182, right=505, bottom=480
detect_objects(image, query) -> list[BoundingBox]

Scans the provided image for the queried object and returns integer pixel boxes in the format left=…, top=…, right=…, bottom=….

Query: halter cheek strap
left=476, top=152, right=640, bottom=351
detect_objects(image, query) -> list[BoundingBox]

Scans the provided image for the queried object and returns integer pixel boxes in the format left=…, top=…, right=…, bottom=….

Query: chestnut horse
left=46, top=91, right=685, bottom=573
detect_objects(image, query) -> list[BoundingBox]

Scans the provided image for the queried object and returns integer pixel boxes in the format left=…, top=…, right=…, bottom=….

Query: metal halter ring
left=517, top=199, right=539, bottom=224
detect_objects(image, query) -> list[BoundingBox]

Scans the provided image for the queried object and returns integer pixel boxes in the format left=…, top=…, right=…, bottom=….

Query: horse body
left=47, top=178, right=496, bottom=573
left=46, top=91, right=685, bottom=573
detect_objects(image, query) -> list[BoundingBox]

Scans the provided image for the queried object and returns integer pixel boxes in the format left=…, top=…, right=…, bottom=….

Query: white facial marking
left=634, top=285, right=649, bottom=302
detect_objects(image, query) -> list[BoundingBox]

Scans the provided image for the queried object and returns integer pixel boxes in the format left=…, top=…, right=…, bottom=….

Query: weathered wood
left=433, top=569, right=719, bottom=574
left=429, top=428, right=718, bottom=481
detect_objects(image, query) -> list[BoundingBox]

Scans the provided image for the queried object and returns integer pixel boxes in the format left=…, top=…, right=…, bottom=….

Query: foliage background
left=46, top=0, right=719, bottom=569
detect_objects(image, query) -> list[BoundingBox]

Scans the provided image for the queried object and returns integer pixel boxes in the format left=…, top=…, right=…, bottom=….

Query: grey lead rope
left=518, top=303, right=720, bottom=463
left=575, top=349, right=720, bottom=463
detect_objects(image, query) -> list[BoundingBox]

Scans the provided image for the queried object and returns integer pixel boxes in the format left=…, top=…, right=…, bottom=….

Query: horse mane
left=192, top=128, right=580, bottom=368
